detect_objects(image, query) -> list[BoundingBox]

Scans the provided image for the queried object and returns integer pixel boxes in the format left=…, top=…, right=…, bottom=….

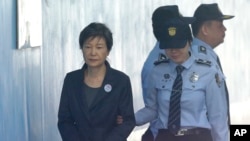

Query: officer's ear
left=201, top=21, right=214, bottom=36
left=201, top=24, right=209, bottom=36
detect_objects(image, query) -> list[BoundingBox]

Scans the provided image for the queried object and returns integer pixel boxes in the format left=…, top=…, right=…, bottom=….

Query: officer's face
left=165, top=42, right=190, bottom=64
left=203, top=20, right=227, bottom=48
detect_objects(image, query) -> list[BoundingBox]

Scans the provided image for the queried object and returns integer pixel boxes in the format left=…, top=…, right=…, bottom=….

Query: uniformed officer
left=140, top=5, right=195, bottom=141
left=191, top=3, right=234, bottom=126
left=135, top=19, right=229, bottom=141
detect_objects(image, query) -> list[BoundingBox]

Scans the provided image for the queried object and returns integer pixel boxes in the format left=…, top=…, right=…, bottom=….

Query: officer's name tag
left=230, top=125, right=250, bottom=141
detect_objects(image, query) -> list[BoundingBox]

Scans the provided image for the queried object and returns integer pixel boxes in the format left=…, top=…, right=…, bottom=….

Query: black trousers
left=155, top=129, right=212, bottom=141
left=141, top=127, right=154, bottom=141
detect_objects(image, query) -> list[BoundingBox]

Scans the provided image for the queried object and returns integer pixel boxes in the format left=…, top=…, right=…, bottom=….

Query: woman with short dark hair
left=58, top=22, right=135, bottom=141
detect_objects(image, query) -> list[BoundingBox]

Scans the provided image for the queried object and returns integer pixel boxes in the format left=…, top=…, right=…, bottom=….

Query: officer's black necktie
left=216, top=57, right=231, bottom=126
left=168, top=65, right=184, bottom=133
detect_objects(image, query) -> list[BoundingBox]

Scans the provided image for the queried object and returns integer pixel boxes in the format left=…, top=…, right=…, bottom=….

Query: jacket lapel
left=74, top=66, right=90, bottom=119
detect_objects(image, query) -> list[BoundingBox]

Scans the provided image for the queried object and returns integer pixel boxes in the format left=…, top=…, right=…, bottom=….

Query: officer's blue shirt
left=191, top=37, right=220, bottom=69
left=141, top=42, right=165, bottom=102
left=140, top=42, right=165, bottom=138
left=136, top=53, right=229, bottom=141
left=192, top=37, right=230, bottom=123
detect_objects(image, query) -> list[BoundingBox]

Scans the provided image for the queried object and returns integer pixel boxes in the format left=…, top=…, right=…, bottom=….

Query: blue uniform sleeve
left=205, top=71, right=229, bottom=141
left=141, top=42, right=163, bottom=103
left=136, top=69, right=158, bottom=126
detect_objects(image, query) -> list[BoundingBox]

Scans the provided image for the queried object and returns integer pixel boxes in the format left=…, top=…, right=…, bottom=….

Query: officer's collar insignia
left=198, top=46, right=207, bottom=54
left=190, top=72, right=199, bottom=83
left=159, top=53, right=167, bottom=60
left=154, top=53, right=169, bottom=65
left=195, top=59, right=211, bottom=66
left=215, top=73, right=222, bottom=87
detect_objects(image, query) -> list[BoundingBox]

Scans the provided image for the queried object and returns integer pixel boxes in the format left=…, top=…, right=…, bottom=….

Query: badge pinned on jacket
left=104, top=84, right=112, bottom=92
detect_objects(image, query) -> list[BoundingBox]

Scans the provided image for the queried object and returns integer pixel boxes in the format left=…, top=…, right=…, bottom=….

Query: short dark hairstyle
left=79, top=22, right=113, bottom=52
left=191, top=21, right=204, bottom=37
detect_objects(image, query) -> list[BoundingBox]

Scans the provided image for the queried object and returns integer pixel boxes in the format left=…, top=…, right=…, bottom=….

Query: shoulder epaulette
left=154, top=53, right=169, bottom=65
left=198, top=46, right=207, bottom=54
left=195, top=58, right=211, bottom=66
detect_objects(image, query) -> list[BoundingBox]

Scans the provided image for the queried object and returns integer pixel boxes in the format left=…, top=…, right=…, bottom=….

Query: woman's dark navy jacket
left=58, top=61, right=135, bottom=141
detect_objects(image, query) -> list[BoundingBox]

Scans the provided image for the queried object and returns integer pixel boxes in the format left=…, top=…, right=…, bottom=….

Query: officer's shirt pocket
left=182, top=80, right=207, bottom=108
left=155, top=80, right=173, bottom=105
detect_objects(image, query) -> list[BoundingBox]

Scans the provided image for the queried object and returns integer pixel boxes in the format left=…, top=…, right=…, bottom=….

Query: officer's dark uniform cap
left=159, top=19, right=192, bottom=49
left=152, top=5, right=196, bottom=24
left=194, top=3, right=234, bottom=21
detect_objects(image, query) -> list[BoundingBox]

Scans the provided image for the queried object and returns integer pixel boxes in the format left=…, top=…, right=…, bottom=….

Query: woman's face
left=82, top=36, right=109, bottom=68
left=165, top=42, right=190, bottom=64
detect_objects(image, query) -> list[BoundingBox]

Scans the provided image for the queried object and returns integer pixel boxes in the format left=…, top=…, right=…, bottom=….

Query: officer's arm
left=205, top=71, right=229, bottom=141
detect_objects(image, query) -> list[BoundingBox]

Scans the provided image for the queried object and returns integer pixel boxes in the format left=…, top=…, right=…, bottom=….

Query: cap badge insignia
left=168, top=27, right=176, bottom=36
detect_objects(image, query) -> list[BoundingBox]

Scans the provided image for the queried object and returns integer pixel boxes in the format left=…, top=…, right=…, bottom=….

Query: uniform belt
left=159, top=128, right=209, bottom=136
